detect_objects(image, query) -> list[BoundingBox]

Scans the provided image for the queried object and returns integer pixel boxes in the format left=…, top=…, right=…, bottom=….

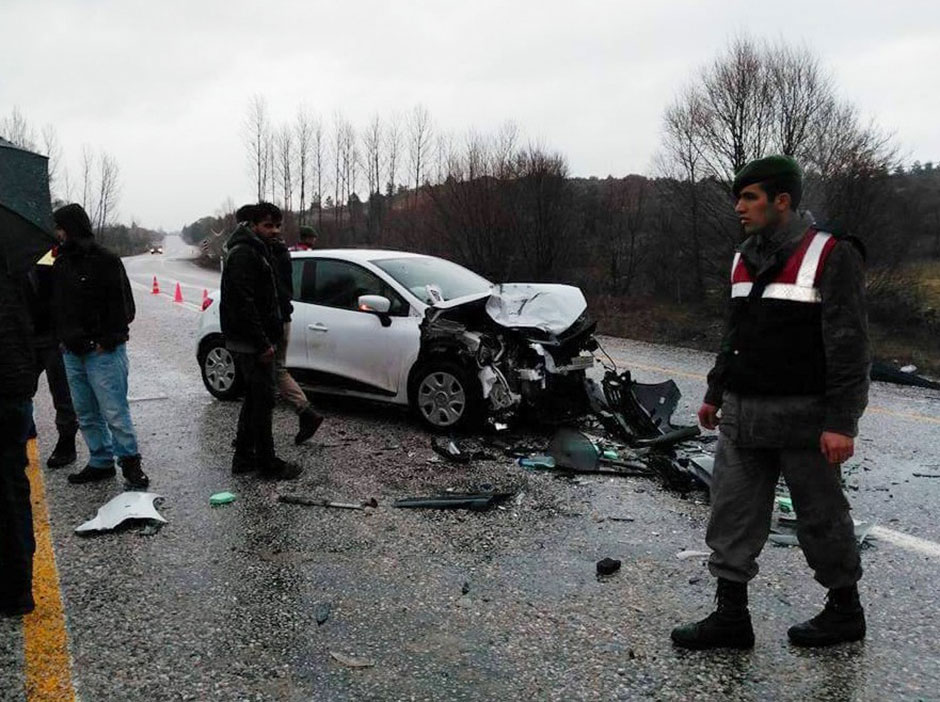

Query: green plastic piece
left=777, top=496, right=794, bottom=514
left=210, top=491, right=236, bottom=506
left=517, top=456, right=556, bottom=470
left=602, top=449, right=619, bottom=460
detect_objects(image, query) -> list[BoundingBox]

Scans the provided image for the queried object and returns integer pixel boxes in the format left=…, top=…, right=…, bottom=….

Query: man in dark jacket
left=220, top=202, right=301, bottom=480
left=24, top=253, right=79, bottom=467
left=51, top=204, right=149, bottom=489
left=0, top=259, right=38, bottom=617
left=672, top=156, right=870, bottom=650
left=265, top=231, right=324, bottom=444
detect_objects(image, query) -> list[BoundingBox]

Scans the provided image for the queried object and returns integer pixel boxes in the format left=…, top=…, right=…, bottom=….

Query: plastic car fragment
left=393, top=492, right=514, bottom=510
left=75, top=492, right=167, bottom=534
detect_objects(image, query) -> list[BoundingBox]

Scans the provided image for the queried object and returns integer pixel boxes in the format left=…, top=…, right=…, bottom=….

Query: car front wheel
left=199, top=337, right=243, bottom=400
left=411, top=360, right=481, bottom=432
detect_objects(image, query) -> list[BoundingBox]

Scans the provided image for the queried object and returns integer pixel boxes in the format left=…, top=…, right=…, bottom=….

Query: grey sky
left=2, top=0, right=937, bottom=230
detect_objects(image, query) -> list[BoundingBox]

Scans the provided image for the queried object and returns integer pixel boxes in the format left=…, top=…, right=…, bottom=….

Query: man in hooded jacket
left=51, top=203, right=149, bottom=489
left=220, top=202, right=301, bottom=480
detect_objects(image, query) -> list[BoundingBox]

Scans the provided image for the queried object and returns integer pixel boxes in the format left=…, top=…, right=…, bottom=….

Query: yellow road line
left=24, top=440, right=75, bottom=702
left=619, top=360, right=940, bottom=425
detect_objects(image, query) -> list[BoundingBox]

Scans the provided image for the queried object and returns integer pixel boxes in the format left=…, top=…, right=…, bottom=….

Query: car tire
left=410, top=360, right=482, bottom=432
left=199, top=336, right=243, bottom=400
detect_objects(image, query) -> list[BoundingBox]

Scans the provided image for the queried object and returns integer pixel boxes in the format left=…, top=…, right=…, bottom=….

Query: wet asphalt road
left=2, top=243, right=940, bottom=701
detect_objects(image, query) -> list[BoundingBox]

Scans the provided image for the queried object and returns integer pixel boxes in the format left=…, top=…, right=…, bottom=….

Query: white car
left=196, top=249, right=598, bottom=430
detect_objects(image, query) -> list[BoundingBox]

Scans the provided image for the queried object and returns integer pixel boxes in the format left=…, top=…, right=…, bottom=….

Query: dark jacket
left=705, top=212, right=871, bottom=446
left=265, top=236, right=294, bottom=323
left=52, top=238, right=135, bottom=355
left=23, top=259, right=56, bottom=347
left=0, top=268, right=37, bottom=401
left=219, top=225, right=282, bottom=353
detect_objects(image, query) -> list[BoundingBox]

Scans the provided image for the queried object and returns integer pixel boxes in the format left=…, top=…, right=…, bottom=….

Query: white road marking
left=870, top=526, right=940, bottom=559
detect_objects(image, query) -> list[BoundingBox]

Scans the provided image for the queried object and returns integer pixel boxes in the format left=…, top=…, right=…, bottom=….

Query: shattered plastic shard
left=75, top=492, right=166, bottom=534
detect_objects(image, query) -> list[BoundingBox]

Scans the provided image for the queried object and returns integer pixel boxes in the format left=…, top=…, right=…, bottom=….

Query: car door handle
left=307, top=323, right=329, bottom=332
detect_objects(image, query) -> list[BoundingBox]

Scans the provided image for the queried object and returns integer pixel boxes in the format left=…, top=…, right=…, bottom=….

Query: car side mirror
left=358, top=295, right=392, bottom=327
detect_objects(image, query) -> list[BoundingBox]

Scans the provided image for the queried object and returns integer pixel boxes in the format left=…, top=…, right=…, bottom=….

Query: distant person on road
left=290, top=225, right=318, bottom=251
left=264, top=225, right=324, bottom=444
left=51, top=203, right=150, bottom=489
left=219, top=202, right=302, bottom=480
left=0, top=257, right=38, bottom=617
left=671, top=156, right=871, bottom=650
left=24, top=250, right=79, bottom=468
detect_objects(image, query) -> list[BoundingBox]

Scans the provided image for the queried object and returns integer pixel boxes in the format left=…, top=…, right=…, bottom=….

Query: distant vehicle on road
left=150, top=245, right=163, bottom=254
left=196, top=249, right=598, bottom=430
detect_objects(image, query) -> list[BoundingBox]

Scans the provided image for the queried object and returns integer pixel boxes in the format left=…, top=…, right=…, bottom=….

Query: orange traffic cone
left=173, top=282, right=184, bottom=303
left=151, top=276, right=160, bottom=294
left=202, top=288, right=209, bottom=304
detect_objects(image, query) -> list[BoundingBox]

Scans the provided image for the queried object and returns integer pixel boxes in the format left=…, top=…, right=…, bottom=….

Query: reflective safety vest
left=724, top=228, right=838, bottom=396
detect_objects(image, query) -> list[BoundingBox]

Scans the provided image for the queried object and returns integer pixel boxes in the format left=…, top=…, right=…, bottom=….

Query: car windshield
left=373, top=256, right=492, bottom=303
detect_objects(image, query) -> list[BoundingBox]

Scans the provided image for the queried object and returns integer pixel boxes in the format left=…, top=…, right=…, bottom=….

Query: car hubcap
left=418, top=371, right=466, bottom=427
left=205, top=347, right=236, bottom=392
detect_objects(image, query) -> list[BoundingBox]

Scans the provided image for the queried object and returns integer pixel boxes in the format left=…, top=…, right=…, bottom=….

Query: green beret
left=298, top=225, right=318, bottom=238
left=732, top=155, right=803, bottom=207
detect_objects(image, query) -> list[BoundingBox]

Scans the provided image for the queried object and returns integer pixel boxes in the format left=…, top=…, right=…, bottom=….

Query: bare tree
left=244, top=95, right=270, bottom=201
left=362, top=113, right=383, bottom=196
left=92, top=152, right=121, bottom=234
left=295, top=108, right=312, bottom=223
left=0, top=107, right=36, bottom=149
left=41, top=125, right=63, bottom=199
left=407, top=104, right=433, bottom=208
left=80, top=145, right=95, bottom=212
left=313, top=116, right=325, bottom=228
left=384, top=114, right=402, bottom=195
left=275, top=124, right=294, bottom=212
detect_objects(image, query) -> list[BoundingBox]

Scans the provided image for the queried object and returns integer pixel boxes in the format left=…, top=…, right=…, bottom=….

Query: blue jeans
left=63, top=344, right=139, bottom=468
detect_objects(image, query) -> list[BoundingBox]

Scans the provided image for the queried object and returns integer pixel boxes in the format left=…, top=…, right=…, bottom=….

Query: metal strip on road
left=624, top=361, right=940, bottom=426
left=24, top=441, right=76, bottom=702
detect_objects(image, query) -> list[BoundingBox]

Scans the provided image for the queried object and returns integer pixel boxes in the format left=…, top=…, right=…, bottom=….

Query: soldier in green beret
left=672, top=155, right=871, bottom=650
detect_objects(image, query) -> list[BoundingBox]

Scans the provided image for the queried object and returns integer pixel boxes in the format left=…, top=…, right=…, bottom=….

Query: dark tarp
left=0, top=136, right=55, bottom=275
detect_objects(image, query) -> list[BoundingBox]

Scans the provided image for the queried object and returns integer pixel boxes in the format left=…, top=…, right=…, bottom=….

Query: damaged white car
left=197, top=250, right=598, bottom=431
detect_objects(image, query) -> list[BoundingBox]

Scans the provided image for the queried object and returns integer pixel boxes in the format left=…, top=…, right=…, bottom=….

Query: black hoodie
left=52, top=237, right=135, bottom=354
left=219, top=225, right=282, bottom=353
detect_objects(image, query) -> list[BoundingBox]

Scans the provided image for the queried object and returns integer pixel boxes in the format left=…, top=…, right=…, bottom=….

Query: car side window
left=293, top=259, right=317, bottom=303
left=312, top=259, right=409, bottom=316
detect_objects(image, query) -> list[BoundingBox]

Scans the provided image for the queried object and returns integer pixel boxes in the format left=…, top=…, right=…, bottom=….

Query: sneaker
left=295, top=407, right=324, bottom=445
left=119, top=455, right=150, bottom=490
left=47, top=436, right=77, bottom=468
left=260, top=456, right=303, bottom=480
left=68, top=463, right=116, bottom=484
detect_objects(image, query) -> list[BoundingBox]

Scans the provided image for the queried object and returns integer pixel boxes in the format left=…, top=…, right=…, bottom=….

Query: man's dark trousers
left=233, top=353, right=276, bottom=463
left=706, top=434, right=862, bottom=588
left=34, top=342, right=78, bottom=440
left=0, top=399, right=35, bottom=611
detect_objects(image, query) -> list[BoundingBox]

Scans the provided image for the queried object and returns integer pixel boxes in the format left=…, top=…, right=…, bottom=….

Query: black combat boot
left=231, top=452, right=255, bottom=475
left=47, top=434, right=77, bottom=468
left=68, top=463, right=116, bottom=484
left=671, top=578, right=755, bottom=650
left=788, top=585, right=865, bottom=647
left=260, top=455, right=303, bottom=480
left=118, top=455, right=150, bottom=490
left=294, top=406, right=324, bottom=445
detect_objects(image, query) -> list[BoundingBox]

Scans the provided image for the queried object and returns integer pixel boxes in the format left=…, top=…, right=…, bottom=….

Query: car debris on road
left=75, top=492, right=167, bottom=535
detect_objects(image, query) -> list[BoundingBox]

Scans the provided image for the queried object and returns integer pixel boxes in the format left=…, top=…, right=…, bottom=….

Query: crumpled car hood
left=429, top=283, right=588, bottom=336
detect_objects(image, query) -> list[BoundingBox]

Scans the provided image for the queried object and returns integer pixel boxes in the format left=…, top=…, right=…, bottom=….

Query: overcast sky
left=2, top=0, right=938, bottom=230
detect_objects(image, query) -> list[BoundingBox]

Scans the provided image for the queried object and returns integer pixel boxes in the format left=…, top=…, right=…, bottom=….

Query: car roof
left=289, top=248, right=431, bottom=263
